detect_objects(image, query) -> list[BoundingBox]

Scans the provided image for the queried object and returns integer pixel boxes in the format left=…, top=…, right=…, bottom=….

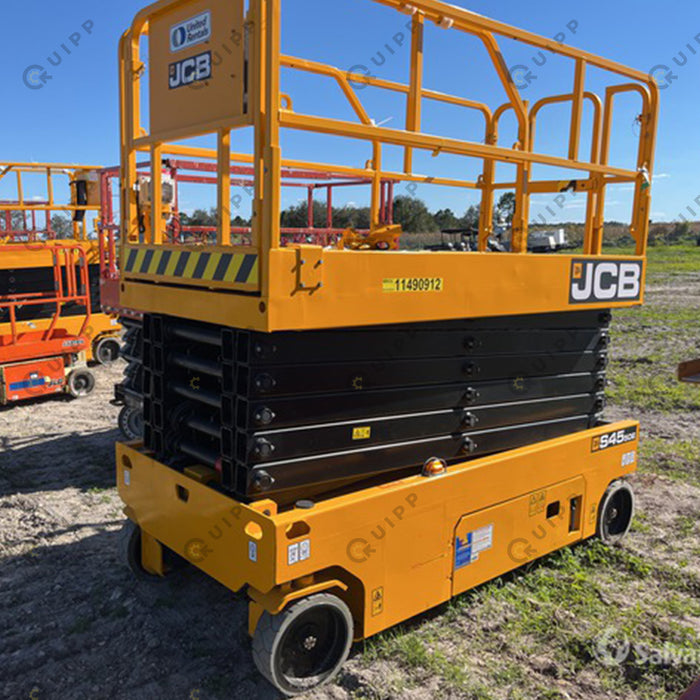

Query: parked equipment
left=678, top=360, right=700, bottom=384
left=0, top=243, right=95, bottom=404
left=115, top=0, right=658, bottom=695
left=97, top=157, right=401, bottom=440
left=426, top=227, right=506, bottom=252
left=529, top=228, right=573, bottom=253
left=0, top=163, right=122, bottom=376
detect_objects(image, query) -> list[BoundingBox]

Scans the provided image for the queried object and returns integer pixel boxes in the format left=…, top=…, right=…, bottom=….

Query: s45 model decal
left=569, top=260, right=643, bottom=304
left=592, top=426, right=638, bottom=452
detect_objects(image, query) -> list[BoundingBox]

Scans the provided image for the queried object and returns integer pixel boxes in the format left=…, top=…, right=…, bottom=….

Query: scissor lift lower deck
left=118, top=420, right=638, bottom=696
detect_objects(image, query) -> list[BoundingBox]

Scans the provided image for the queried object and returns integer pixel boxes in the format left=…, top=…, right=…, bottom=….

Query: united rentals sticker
left=569, top=260, right=643, bottom=304
left=170, top=11, right=212, bottom=53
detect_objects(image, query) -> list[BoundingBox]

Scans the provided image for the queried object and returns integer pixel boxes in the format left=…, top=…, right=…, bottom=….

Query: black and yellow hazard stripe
left=124, top=248, right=258, bottom=285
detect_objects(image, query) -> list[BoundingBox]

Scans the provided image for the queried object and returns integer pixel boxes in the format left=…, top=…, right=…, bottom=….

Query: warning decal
left=455, top=524, right=494, bottom=569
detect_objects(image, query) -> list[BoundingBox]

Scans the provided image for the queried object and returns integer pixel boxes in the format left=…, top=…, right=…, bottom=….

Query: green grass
left=357, top=537, right=700, bottom=698
left=605, top=244, right=700, bottom=275
left=608, top=372, right=700, bottom=412
left=603, top=246, right=700, bottom=413
left=639, top=438, right=700, bottom=487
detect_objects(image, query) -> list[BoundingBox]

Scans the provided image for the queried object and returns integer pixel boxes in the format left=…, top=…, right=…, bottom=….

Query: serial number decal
left=592, top=426, right=638, bottom=453
left=383, top=277, right=444, bottom=293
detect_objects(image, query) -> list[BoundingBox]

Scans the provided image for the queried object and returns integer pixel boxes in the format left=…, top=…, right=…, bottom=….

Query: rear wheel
left=118, top=520, right=166, bottom=582
left=598, top=481, right=636, bottom=545
left=94, top=336, right=121, bottom=365
left=118, top=406, right=144, bottom=441
left=252, top=593, right=353, bottom=696
left=67, top=369, right=95, bottom=398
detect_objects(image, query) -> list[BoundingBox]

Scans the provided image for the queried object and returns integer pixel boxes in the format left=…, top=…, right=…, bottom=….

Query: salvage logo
left=170, top=11, right=212, bottom=52
left=169, top=51, right=212, bottom=90
left=569, top=260, right=643, bottom=304
left=592, top=426, right=638, bottom=453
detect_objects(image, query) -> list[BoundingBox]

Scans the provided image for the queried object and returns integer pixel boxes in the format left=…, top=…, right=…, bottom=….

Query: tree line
left=181, top=193, right=517, bottom=234
left=6, top=194, right=697, bottom=247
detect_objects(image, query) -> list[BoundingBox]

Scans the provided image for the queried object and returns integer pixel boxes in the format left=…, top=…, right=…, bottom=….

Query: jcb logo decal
left=569, top=260, right=643, bottom=304
left=169, top=51, right=212, bottom=90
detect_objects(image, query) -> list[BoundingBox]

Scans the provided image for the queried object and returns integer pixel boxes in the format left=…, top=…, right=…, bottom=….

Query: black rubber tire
left=118, top=406, right=144, bottom=441
left=118, top=520, right=165, bottom=582
left=598, top=481, right=636, bottom=545
left=94, top=337, right=122, bottom=365
left=67, top=369, right=96, bottom=398
left=252, top=593, right=353, bottom=696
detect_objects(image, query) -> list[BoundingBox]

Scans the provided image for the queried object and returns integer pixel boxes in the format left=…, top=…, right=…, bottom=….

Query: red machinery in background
left=96, top=157, right=397, bottom=439
left=96, top=157, right=396, bottom=310
left=0, top=243, right=95, bottom=405
left=678, top=360, right=700, bottom=385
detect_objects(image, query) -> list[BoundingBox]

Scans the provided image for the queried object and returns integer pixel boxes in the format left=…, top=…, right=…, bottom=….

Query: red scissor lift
left=0, top=200, right=59, bottom=243
left=0, top=243, right=96, bottom=405
left=96, top=158, right=396, bottom=439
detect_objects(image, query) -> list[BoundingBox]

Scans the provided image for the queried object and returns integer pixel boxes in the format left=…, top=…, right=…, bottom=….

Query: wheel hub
left=303, top=635, right=318, bottom=651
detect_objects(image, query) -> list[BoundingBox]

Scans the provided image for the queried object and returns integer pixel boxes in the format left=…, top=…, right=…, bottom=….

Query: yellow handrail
left=119, top=0, right=659, bottom=295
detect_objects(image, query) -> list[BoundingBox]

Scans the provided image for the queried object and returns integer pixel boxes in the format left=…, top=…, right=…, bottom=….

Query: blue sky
left=1, top=0, right=699, bottom=225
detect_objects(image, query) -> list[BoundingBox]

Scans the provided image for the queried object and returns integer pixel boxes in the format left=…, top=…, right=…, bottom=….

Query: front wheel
left=67, top=369, right=96, bottom=398
left=252, top=593, right=354, bottom=696
left=94, top=336, right=121, bottom=365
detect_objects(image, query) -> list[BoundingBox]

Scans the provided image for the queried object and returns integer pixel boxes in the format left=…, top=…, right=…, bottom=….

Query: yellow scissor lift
left=0, top=163, right=122, bottom=366
left=115, top=0, right=658, bottom=694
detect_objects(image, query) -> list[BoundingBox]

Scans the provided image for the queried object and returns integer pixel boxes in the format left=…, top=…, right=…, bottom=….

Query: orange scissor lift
left=0, top=163, right=122, bottom=385
left=0, top=243, right=95, bottom=404
left=113, top=0, right=658, bottom=694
